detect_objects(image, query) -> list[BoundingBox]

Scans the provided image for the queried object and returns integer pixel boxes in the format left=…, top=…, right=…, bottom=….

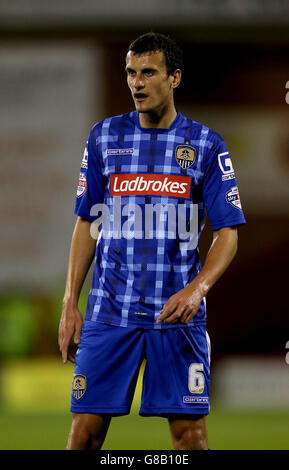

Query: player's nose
left=133, top=72, right=145, bottom=89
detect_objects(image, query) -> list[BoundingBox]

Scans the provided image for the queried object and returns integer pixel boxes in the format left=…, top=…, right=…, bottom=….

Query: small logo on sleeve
left=81, top=145, right=88, bottom=169
left=218, top=152, right=235, bottom=181
left=72, top=374, right=86, bottom=400
left=76, top=172, right=87, bottom=198
left=225, top=186, right=242, bottom=210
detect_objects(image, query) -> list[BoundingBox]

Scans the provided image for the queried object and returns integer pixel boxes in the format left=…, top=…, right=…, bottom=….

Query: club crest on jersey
left=175, top=145, right=196, bottom=169
left=72, top=374, right=86, bottom=400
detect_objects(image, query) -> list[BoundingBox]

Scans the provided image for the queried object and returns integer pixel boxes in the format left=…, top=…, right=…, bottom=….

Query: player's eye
left=126, top=69, right=136, bottom=76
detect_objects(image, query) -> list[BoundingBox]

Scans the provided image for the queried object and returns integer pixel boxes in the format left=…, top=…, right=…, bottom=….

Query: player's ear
left=170, top=69, right=181, bottom=89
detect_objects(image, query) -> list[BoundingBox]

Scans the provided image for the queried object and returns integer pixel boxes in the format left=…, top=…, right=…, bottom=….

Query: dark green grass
left=0, top=408, right=288, bottom=450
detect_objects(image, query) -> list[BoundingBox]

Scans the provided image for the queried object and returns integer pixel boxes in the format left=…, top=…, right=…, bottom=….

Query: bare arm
left=58, top=216, right=96, bottom=363
left=157, top=226, right=238, bottom=325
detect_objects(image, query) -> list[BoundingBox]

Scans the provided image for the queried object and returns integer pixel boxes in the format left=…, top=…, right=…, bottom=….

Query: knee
left=171, top=423, right=208, bottom=450
left=67, top=413, right=108, bottom=450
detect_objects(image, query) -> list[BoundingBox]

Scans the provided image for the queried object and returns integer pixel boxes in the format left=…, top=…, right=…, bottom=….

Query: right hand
left=58, top=302, right=83, bottom=364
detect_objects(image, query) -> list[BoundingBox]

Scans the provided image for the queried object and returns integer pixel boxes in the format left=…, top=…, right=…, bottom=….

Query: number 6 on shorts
left=188, top=363, right=205, bottom=394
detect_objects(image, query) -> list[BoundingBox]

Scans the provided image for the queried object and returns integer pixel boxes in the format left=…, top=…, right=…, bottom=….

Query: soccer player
left=58, top=32, right=246, bottom=450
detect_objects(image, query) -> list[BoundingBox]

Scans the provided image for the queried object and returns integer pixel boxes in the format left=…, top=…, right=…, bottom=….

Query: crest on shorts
left=175, top=144, right=196, bottom=169
left=72, top=374, right=86, bottom=400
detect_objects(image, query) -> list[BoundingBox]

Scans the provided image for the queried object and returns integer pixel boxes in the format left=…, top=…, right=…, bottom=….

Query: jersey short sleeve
left=74, top=125, right=105, bottom=222
left=203, top=135, right=246, bottom=230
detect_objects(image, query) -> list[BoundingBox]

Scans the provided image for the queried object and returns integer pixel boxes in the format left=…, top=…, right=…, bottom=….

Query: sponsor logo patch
left=218, top=151, right=236, bottom=181
left=175, top=145, right=196, bottom=169
left=76, top=172, right=87, bottom=197
left=110, top=173, right=191, bottom=199
left=72, top=374, right=86, bottom=400
left=81, top=145, right=88, bottom=169
left=225, top=186, right=242, bottom=210
left=222, top=172, right=235, bottom=181
left=183, top=396, right=209, bottom=404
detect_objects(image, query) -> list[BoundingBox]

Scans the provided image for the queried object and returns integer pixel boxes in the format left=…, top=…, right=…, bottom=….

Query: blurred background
left=0, top=0, right=289, bottom=450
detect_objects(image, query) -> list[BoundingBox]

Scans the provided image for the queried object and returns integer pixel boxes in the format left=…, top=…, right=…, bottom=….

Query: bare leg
left=66, top=413, right=111, bottom=450
left=168, top=415, right=208, bottom=450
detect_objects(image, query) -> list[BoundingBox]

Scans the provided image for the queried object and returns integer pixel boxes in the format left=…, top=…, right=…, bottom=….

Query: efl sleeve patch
left=76, top=172, right=87, bottom=198
left=225, top=186, right=242, bottom=210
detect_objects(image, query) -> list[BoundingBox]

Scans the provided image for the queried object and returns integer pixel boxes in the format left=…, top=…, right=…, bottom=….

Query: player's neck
left=138, top=105, right=177, bottom=129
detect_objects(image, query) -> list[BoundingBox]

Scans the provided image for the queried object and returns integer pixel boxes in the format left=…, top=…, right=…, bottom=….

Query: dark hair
left=128, top=32, right=183, bottom=76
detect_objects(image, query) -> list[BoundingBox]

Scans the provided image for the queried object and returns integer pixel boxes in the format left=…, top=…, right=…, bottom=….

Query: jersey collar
left=132, top=110, right=183, bottom=133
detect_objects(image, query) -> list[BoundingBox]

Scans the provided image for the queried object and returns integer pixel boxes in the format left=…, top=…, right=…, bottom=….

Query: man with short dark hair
left=58, top=32, right=246, bottom=450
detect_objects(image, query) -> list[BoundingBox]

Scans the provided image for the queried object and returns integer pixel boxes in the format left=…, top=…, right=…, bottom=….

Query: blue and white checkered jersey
left=75, top=111, right=246, bottom=329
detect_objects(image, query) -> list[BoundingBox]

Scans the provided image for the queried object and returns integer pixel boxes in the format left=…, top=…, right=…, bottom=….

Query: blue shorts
left=70, top=321, right=211, bottom=417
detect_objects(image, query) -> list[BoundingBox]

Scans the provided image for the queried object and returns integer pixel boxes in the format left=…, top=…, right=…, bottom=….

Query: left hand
left=157, top=283, right=204, bottom=325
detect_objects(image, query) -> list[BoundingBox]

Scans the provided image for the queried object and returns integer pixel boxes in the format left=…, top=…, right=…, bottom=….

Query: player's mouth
left=134, top=93, right=148, bottom=102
